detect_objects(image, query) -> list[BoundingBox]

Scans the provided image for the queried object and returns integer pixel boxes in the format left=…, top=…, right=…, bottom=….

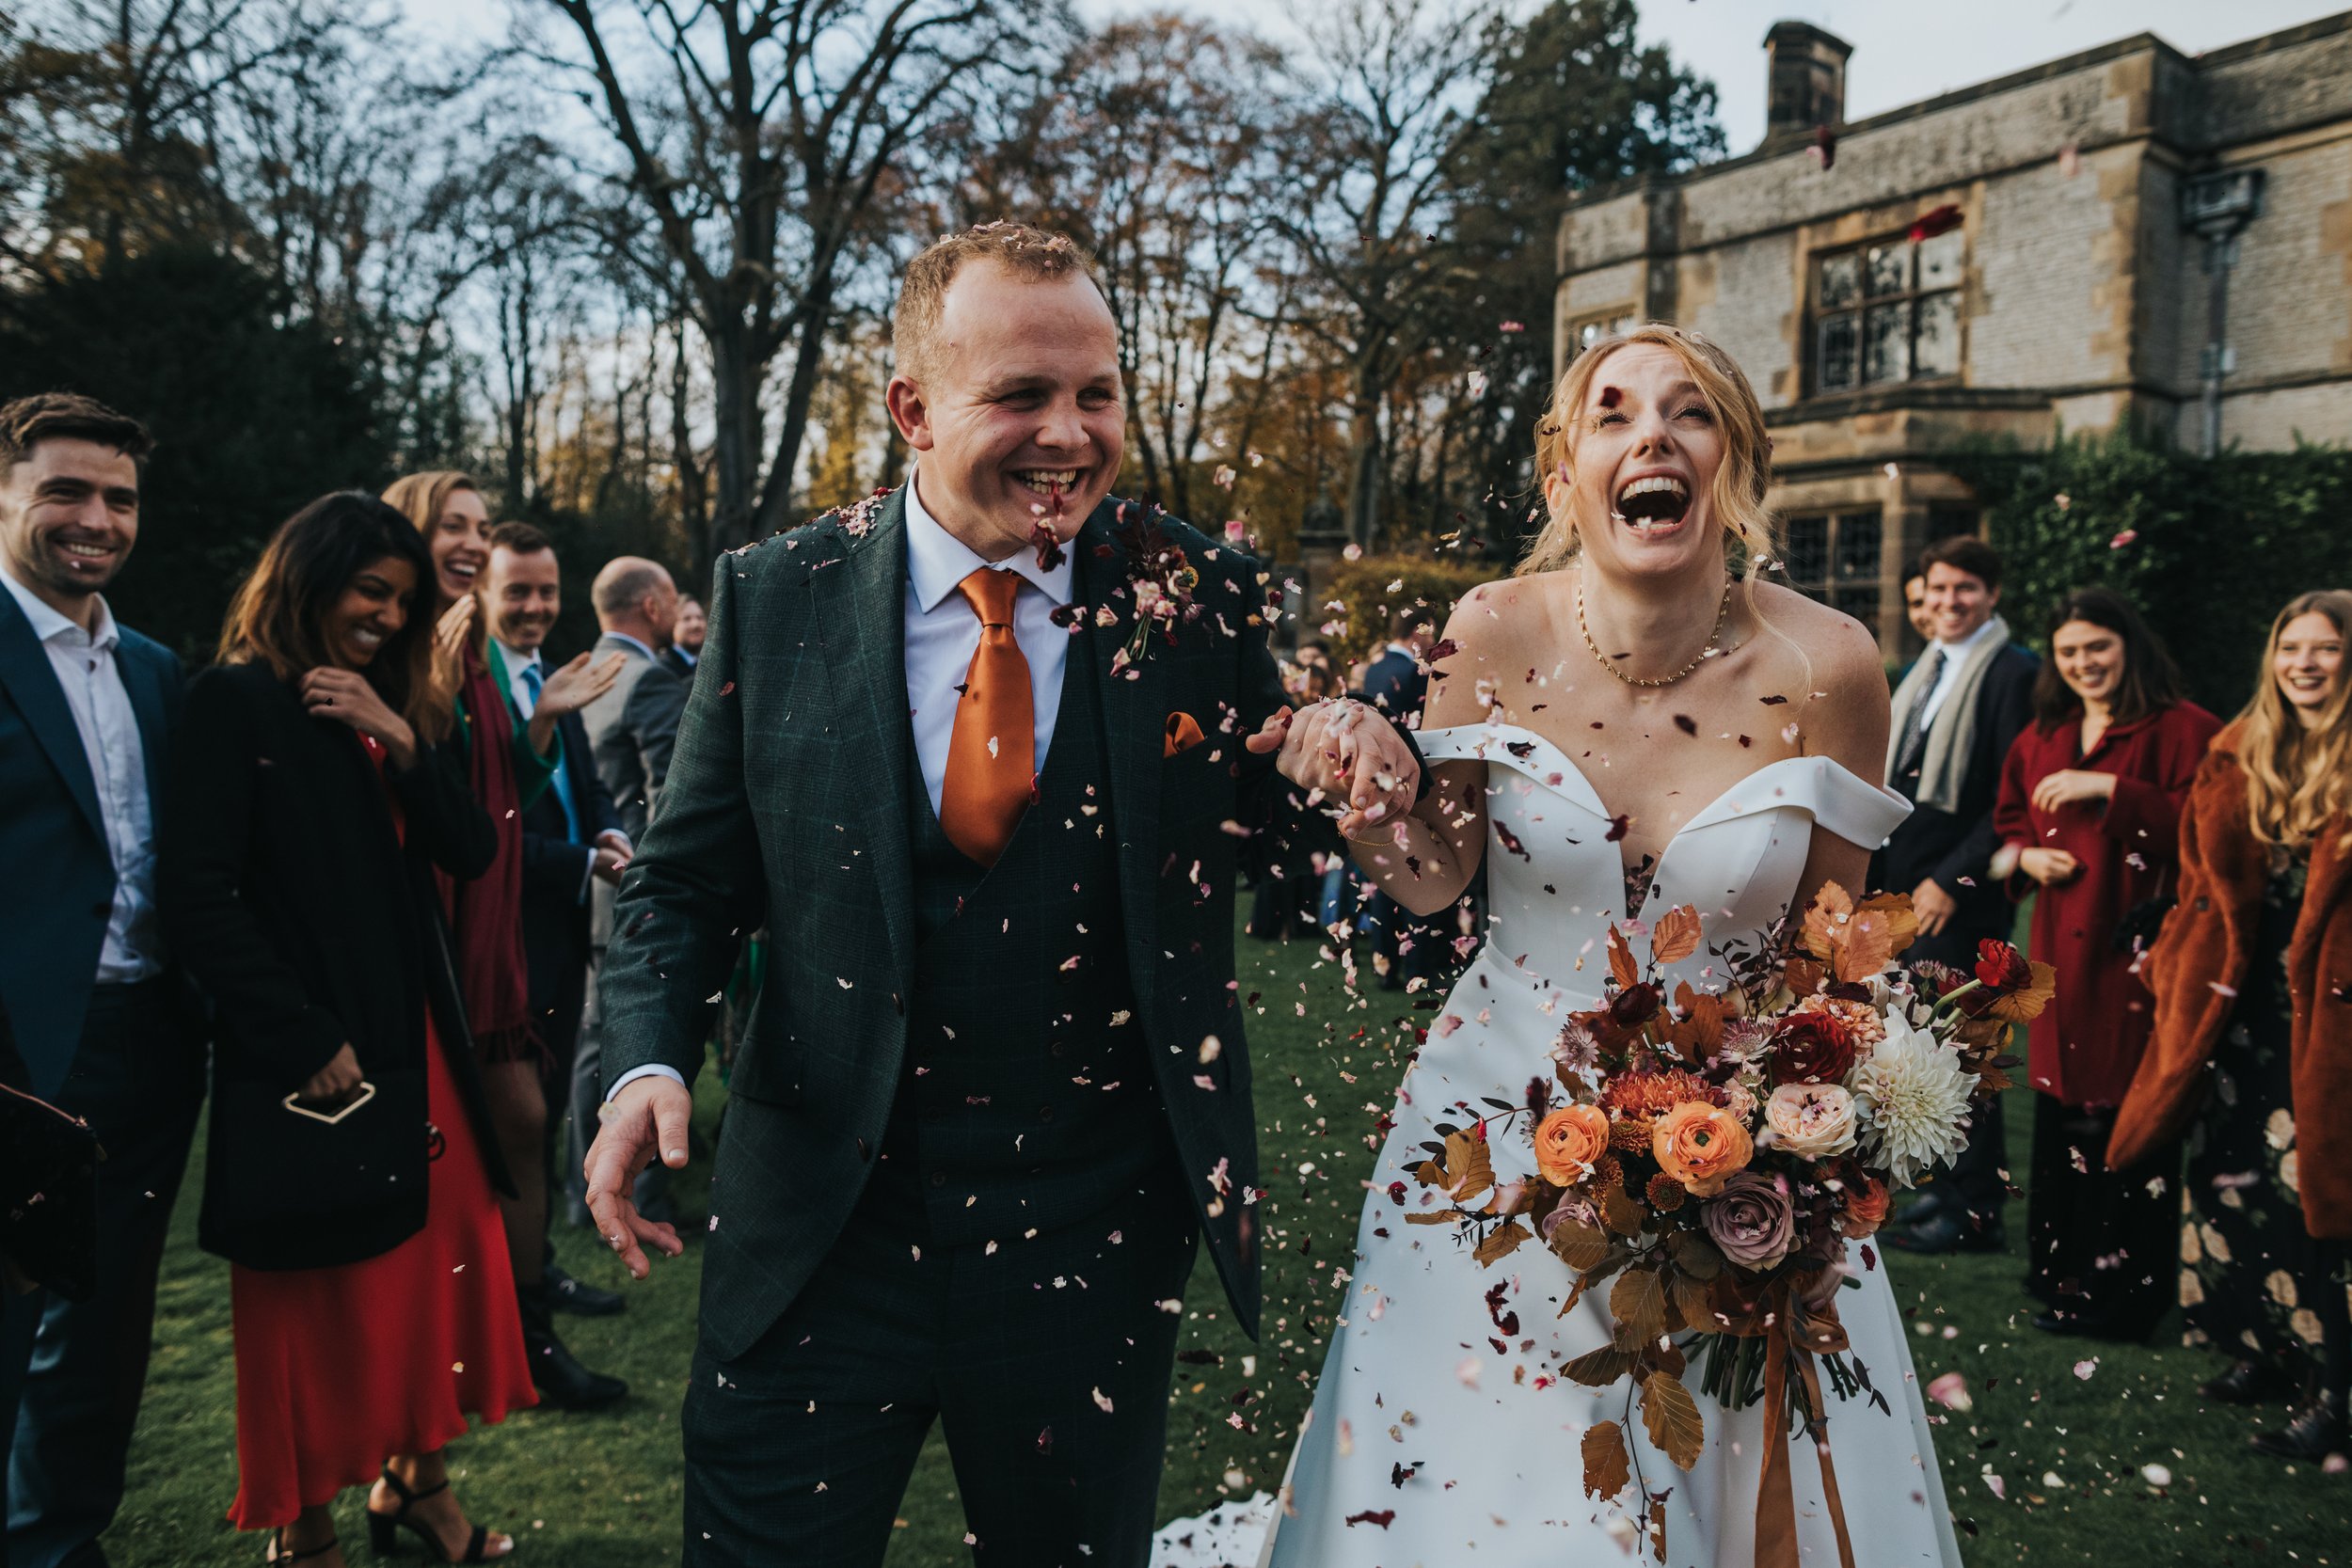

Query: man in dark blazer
left=1357, top=605, right=1448, bottom=991
left=1872, top=534, right=2038, bottom=1255
left=0, top=394, right=203, bottom=1568
left=565, top=560, right=691, bottom=1227
left=482, top=522, right=633, bottom=1410
left=580, top=223, right=1422, bottom=1568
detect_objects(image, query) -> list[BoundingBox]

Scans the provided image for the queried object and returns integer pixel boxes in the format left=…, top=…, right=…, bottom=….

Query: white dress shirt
left=902, top=468, right=1074, bottom=816
left=3, top=565, right=162, bottom=983
left=1916, top=613, right=2002, bottom=729
left=608, top=471, right=1077, bottom=1104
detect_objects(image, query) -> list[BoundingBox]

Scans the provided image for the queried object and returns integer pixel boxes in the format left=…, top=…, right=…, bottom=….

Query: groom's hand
left=582, top=1076, right=692, bottom=1278
left=1248, top=699, right=1420, bottom=839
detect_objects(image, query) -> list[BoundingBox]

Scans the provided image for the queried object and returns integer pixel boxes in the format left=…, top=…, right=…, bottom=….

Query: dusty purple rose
left=1701, top=1170, right=1796, bottom=1270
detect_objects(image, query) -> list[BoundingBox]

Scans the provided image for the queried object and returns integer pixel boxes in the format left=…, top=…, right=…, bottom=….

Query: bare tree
left=528, top=0, right=1063, bottom=562
left=1278, top=0, right=1494, bottom=548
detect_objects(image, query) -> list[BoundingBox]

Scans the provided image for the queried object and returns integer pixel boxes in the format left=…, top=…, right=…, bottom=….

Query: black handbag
left=201, top=1061, right=434, bottom=1272
left=1, top=1082, right=104, bottom=1301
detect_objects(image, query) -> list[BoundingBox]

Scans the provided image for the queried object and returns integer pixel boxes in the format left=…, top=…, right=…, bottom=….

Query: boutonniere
left=1105, top=504, right=1200, bottom=675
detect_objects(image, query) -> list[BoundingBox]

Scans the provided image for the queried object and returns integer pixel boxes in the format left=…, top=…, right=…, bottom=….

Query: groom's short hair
left=894, top=221, right=1104, bottom=383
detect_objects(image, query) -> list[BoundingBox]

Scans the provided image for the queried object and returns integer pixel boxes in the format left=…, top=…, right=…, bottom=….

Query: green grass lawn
left=103, top=916, right=2348, bottom=1565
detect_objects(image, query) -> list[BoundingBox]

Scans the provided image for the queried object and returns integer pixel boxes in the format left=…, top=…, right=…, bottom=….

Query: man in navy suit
left=1358, top=605, right=1447, bottom=992
left=0, top=394, right=203, bottom=1568
left=481, top=522, right=633, bottom=1410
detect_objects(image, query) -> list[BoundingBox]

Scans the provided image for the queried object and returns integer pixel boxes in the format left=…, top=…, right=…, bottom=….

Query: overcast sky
left=416, top=0, right=2351, bottom=158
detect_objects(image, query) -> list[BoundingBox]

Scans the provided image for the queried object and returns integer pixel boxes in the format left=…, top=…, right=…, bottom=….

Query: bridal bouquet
left=1406, top=884, right=2048, bottom=1560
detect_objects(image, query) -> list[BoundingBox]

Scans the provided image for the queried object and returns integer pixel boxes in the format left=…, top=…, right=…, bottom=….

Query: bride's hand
left=1249, top=699, right=1421, bottom=839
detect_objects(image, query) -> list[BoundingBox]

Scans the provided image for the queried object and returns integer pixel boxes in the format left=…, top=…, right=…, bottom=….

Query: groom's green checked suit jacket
left=598, top=487, right=1319, bottom=1361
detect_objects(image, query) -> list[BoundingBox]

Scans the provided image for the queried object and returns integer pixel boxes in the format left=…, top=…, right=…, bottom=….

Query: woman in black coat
left=159, top=494, right=532, bottom=1565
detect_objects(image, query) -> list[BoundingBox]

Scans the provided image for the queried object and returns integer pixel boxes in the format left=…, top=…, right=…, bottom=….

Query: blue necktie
left=521, top=661, right=583, bottom=843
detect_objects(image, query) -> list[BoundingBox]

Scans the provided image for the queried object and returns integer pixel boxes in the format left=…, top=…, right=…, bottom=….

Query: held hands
left=2030, top=768, right=2116, bottom=815
left=1246, top=698, right=1421, bottom=841
left=1911, top=877, right=1960, bottom=938
left=301, top=668, right=417, bottom=768
left=2019, top=847, right=2082, bottom=886
left=591, top=830, right=633, bottom=886
left=581, top=1076, right=691, bottom=1279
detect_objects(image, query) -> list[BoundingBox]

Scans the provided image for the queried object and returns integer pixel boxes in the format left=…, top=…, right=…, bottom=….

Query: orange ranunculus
left=1534, top=1104, right=1612, bottom=1187
left=1651, top=1101, right=1754, bottom=1196
left=1841, top=1172, right=1892, bottom=1238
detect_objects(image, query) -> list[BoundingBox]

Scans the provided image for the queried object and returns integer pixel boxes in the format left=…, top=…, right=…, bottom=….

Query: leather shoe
left=527, top=1330, right=628, bottom=1411
left=547, top=1263, right=626, bottom=1318
left=2200, top=1358, right=2293, bottom=1405
left=2029, top=1308, right=2150, bottom=1342
left=2250, top=1395, right=2345, bottom=1461
left=1883, top=1210, right=2007, bottom=1255
left=1897, top=1186, right=1953, bottom=1226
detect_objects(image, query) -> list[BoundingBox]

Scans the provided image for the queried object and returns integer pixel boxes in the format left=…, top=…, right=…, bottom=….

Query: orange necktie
left=938, top=568, right=1034, bottom=867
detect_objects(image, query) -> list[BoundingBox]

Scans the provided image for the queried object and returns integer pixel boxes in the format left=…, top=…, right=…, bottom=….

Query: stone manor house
left=1553, top=11, right=2352, bottom=655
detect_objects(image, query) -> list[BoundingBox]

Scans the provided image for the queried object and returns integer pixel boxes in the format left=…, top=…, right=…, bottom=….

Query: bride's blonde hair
left=1518, top=323, right=1779, bottom=578
left=2235, top=589, right=2352, bottom=847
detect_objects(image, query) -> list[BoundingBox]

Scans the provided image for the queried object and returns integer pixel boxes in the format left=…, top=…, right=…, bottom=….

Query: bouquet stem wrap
left=1752, top=1286, right=1857, bottom=1568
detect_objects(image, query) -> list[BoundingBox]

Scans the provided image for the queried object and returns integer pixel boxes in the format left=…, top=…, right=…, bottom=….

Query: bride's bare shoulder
left=1740, top=579, right=1890, bottom=766
left=1420, top=571, right=1564, bottom=727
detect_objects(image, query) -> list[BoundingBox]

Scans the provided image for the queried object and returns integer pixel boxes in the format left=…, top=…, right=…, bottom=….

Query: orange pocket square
left=1164, top=711, right=1206, bottom=759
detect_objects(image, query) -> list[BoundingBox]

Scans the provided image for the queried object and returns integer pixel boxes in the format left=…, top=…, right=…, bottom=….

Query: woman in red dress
left=158, top=494, right=533, bottom=1564
left=1991, top=587, right=2218, bottom=1339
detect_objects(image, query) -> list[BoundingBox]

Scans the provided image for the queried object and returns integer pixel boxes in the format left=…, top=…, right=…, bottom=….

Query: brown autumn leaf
left=1664, top=1228, right=1724, bottom=1280
left=1611, top=1266, right=1669, bottom=1347
left=1600, top=1182, right=1646, bottom=1237
left=1650, top=904, right=1703, bottom=966
left=1404, top=1211, right=1458, bottom=1225
left=1669, top=1267, right=1721, bottom=1332
left=1800, top=881, right=1854, bottom=963
left=1582, top=1420, right=1632, bottom=1501
left=1649, top=1497, right=1669, bottom=1562
left=1982, top=958, right=2058, bottom=1022
left=1782, top=954, right=1827, bottom=998
left=1563, top=1340, right=1638, bottom=1386
left=1856, top=892, right=1919, bottom=958
left=1832, top=905, right=1899, bottom=982
left=1473, top=1217, right=1534, bottom=1266
left=1608, top=924, right=1641, bottom=990
left=1667, top=983, right=1725, bottom=1058
left=1443, top=1131, right=1494, bottom=1204
left=1548, top=1218, right=1613, bottom=1272
left=1642, top=1368, right=1707, bottom=1469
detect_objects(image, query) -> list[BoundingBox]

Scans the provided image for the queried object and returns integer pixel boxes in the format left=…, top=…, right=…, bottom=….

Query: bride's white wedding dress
left=1156, top=721, right=1965, bottom=1568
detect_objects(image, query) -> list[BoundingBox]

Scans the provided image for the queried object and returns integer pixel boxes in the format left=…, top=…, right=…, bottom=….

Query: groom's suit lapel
left=814, top=488, right=919, bottom=1000
left=1076, top=503, right=1166, bottom=1022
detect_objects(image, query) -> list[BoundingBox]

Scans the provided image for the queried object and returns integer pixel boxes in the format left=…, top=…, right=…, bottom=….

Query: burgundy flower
left=1974, top=940, right=2033, bottom=993
left=1768, top=1012, right=1858, bottom=1085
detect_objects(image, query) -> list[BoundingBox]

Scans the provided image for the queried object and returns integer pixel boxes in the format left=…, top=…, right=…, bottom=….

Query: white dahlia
left=1846, top=1017, right=1973, bottom=1185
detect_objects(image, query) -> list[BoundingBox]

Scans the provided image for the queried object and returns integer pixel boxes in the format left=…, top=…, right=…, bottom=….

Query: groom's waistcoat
left=875, top=642, right=1168, bottom=1243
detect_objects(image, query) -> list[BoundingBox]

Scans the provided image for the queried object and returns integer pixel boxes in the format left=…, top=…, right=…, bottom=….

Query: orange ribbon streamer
left=1750, top=1293, right=1857, bottom=1568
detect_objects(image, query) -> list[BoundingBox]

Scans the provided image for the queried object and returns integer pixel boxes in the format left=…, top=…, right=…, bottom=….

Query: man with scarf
left=1873, top=534, right=2038, bottom=1254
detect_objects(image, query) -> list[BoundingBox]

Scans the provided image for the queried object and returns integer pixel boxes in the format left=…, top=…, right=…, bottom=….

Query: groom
left=584, top=221, right=1421, bottom=1567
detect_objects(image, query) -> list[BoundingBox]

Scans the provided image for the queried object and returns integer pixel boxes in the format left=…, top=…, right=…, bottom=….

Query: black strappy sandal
left=365, top=1464, right=506, bottom=1562
left=266, top=1527, right=339, bottom=1563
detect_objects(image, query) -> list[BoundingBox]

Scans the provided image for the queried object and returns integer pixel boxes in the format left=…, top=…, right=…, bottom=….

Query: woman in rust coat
left=1994, top=589, right=2217, bottom=1340
left=2111, top=589, right=2352, bottom=1461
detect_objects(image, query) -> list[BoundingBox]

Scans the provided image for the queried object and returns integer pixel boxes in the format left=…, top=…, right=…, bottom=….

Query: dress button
left=930, top=1171, right=947, bottom=1188
left=1038, top=1105, right=1057, bottom=1123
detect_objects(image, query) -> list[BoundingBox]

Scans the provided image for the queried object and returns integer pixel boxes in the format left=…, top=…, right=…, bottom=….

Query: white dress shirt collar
left=2, top=565, right=119, bottom=652
left=903, top=469, right=1075, bottom=613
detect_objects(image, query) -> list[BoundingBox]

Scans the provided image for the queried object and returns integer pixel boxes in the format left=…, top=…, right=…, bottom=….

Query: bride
left=1248, top=325, right=1963, bottom=1565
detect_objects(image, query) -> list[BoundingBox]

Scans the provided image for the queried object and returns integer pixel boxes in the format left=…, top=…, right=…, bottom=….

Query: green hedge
left=1947, top=426, right=2352, bottom=718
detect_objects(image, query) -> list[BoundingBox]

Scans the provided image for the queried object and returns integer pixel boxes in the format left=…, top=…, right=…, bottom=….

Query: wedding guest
left=1359, top=606, right=1442, bottom=991
left=1991, top=588, right=2218, bottom=1338
left=1903, top=560, right=1935, bottom=644
left=0, top=394, right=204, bottom=1568
left=665, top=594, right=707, bottom=682
left=158, top=492, right=532, bottom=1564
left=480, top=522, right=633, bottom=1400
left=1876, top=535, right=2038, bottom=1255
left=2112, top=589, right=2352, bottom=1460
left=566, top=557, right=690, bottom=1227
left=381, top=471, right=622, bottom=1412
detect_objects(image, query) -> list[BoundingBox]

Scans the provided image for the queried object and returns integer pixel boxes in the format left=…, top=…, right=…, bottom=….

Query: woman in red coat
left=1992, top=588, right=2218, bottom=1340
left=2111, top=590, right=2352, bottom=1461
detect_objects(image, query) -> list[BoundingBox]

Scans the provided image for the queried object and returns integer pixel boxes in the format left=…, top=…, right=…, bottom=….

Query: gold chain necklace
left=1578, top=576, right=1735, bottom=689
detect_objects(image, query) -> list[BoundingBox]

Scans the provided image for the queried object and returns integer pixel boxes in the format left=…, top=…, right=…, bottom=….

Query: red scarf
left=437, top=644, right=541, bottom=1064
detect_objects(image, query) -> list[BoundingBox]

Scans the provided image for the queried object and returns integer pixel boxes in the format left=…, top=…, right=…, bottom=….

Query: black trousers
left=680, top=1165, right=1198, bottom=1568
left=2026, top=1096, right=2176, bottom=1335
left=6, top=980, right=203, bottom=1568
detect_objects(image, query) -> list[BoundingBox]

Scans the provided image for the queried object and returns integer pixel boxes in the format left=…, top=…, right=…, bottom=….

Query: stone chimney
left=1763, top=21, right=1851, bottom=145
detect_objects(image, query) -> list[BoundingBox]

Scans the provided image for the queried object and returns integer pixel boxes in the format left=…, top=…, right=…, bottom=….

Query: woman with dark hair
left=380, top=471, right=625, bottom=1409
left=159, top=494, right=532, bottom=1564
left=1990, top=588, right=2217, bottom=1338
left=2113, top=589, right=2352, bottom=1460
